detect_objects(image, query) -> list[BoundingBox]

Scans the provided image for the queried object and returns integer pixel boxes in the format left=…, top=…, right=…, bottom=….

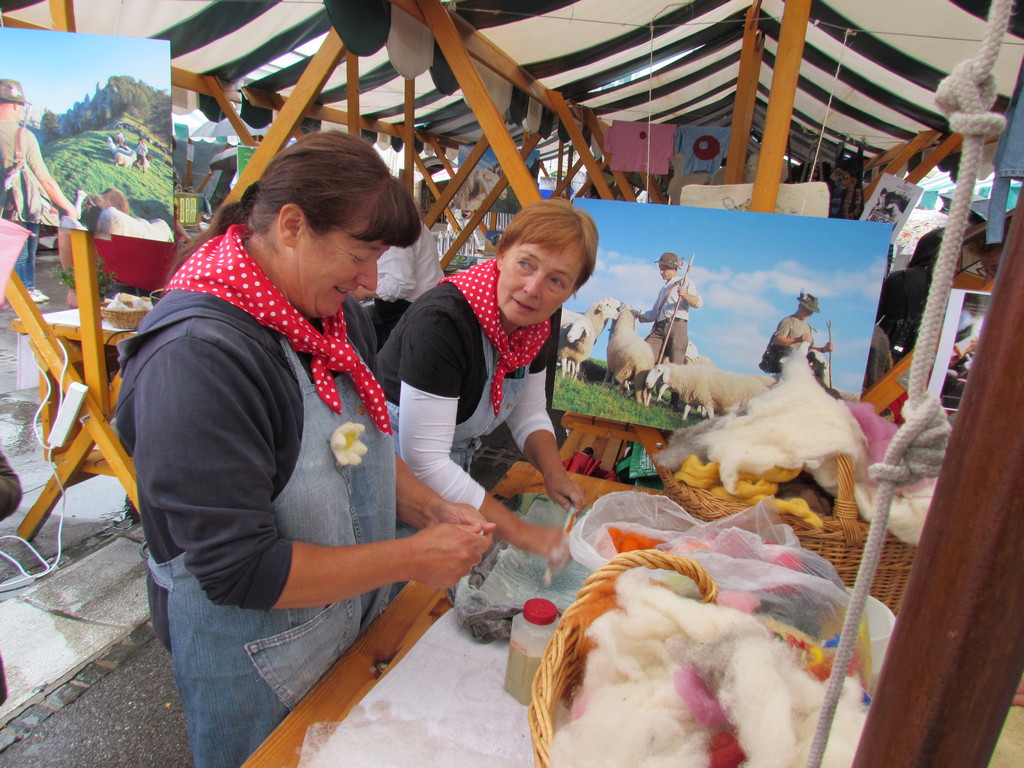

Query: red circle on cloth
left=693, top=135, right=721, bottom=160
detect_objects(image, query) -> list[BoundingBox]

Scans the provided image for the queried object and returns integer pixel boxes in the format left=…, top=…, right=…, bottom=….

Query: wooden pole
left=852, top=198, right=1024, bottom=767
left=404, top=77, right=416, bottom=191
left=725, top=0, right=764, bottom=185
left=347, top=52, right=360, bottom=135
left=750, top=0, right=812, bottom=213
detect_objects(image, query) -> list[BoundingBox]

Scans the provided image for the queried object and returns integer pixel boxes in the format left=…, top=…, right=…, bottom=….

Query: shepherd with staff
left=634, top=252, right=702, bottom=404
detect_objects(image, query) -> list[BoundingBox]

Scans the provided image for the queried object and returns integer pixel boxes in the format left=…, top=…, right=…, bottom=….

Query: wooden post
left=404, top=77, right=416, bottom=191
left=416, top=0, right=540, bottom=206
left=750, top=0, right=812, bottom=213
left=852, top=192, right=1024, bottom=768
left=347, top=52, right=360, bottom=135
left=725, top=0, right=764, bottom=185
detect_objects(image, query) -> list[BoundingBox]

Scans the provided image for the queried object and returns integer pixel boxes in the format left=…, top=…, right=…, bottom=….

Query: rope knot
left=936, top=59, right=1005, bottom=138
left=869, top=393, right=951, bottom=487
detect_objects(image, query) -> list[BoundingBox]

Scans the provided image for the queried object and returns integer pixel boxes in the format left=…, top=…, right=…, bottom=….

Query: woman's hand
left=543, top=470, right=586, bottom=513
left=431, top=500, right=496, bottom=538
left=408, top=523, right=492, bottom=588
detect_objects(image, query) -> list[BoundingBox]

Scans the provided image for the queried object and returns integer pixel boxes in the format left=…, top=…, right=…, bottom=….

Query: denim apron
left=389, top=328, right=531, bottom=473
left=149, top=340, right=396, bottom=768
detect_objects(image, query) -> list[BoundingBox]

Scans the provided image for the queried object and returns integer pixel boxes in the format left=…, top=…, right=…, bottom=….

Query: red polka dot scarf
left=168, top=225, right=391, bottom=433
left=442, top=259, right=550, bottom=416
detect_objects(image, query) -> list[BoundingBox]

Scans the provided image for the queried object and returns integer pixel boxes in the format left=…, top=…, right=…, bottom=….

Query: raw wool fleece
left=654, top=352, right=932, bottom=544
left=549, top=570, right=866, bottom=768
left=700, top=353, right=869, bottom=496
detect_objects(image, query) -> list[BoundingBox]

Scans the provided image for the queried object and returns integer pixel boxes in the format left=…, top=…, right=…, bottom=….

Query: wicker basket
left=529, top=550, right=718, bottom=768
left=656, top=454, right=916, bottom=613
left=101, top=305, right=150, bottom=330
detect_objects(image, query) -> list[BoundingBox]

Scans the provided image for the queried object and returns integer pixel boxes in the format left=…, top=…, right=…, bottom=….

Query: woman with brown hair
left=116, top=131, right=493, bottom=768
left=378, top=198, right=598, bottom=568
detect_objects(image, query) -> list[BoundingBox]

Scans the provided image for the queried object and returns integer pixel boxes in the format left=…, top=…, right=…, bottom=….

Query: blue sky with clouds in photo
left=569, top=199, right=892, bottom=392
left=1, top=27, right=169, bottom=116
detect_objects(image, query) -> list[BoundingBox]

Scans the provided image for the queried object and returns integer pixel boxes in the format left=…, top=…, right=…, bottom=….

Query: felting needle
left=543, top=505, right=577, bottom=587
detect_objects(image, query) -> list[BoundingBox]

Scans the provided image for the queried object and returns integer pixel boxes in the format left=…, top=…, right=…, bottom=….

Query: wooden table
left=242, top=462, right=663, bottom=768
left=7, top=249, right=139, bottom=541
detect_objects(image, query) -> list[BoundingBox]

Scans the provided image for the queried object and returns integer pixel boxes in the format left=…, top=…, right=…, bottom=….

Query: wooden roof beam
left=580, top=108, right=636, bottom=202
left=440, top=132, right=541, bottom=269
left=48, top=0, right=75, bottom=31
left=751, top=0, right=811, bottom=213
left=548, top=92, right=615, bottom=200
left=390, top=0, right=556, bottom=114
left=725, top=0, right=764, bottom=185
left=863, top=129, right=941, bottom=199
left=200, top=75, right=256, bottom=147
left=905, top=132, right=963, bottom=185
left=423, top=137, right=490, bottom=228
left=417, top=0, right=540, bottom=206
left=226, top=29, right=346, bottom=203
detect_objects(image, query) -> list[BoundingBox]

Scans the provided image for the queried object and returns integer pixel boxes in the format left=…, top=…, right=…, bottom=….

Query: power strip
left=50, top=382, right=88, bottom=448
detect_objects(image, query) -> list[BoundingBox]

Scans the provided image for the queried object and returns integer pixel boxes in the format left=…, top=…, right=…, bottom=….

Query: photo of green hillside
left=1, top=28, right=173, bottom=239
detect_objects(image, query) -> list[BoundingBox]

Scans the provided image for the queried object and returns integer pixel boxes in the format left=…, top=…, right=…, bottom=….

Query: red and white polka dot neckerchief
left=442, top=259, right=550, bottom=416
left=168, top=225, right=391, bottom=433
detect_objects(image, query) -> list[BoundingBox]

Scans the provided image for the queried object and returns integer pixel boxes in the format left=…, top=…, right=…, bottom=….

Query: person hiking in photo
left=1, top=78, right=80, bottom=303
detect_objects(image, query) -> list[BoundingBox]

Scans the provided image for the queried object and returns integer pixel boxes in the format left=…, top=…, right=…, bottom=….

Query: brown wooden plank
left=424, top=137, right=490, bottom=229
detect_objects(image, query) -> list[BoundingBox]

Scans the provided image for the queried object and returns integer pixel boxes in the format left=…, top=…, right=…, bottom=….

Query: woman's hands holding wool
left=407, top=521, right=493, bottom=588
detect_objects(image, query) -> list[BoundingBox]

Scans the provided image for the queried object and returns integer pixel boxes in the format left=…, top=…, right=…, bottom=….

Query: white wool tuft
left=701, top=354, right=869, bottom=495
left=855, top=477, right=936, bottom=545
left=552, top=571, right=868, bottom=768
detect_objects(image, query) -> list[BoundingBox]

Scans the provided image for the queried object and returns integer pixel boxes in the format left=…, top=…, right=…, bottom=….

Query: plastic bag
left=568, top=491, right=699, bottom=571
left=450, top=494, right=590, bottom=642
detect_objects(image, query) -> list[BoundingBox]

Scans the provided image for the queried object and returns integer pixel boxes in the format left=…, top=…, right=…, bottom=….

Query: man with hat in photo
left=1, top=78, right=80, bottom=303
left=634, top=251, right=702, bottom=370
left=759, top=291, right=835, bottom=378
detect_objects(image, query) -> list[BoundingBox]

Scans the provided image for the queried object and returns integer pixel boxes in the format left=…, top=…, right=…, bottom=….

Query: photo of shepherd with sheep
left=551, top=199, right=891, bottom=431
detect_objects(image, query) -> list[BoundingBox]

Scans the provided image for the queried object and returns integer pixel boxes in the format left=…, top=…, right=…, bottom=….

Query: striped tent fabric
left=4, top=0, right=1022, bottom=163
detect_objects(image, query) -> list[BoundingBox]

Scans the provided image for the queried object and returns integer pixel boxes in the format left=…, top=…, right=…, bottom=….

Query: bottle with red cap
left=504, top=597, right=559, bottom=705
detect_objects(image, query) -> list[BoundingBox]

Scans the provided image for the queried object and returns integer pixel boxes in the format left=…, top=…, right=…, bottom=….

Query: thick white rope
left=803, top=0, right=1013, bottom=765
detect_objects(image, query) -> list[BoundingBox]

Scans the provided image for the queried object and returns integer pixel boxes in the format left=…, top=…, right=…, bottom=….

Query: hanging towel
left=604, top=120, right=676, bottom=174
left=674, top=125, right=731, bottom=176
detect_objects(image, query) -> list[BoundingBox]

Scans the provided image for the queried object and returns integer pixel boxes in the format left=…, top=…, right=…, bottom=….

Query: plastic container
left=864, top=594, right=896, bottom=687
left=504, top=598, right=558, bottom=705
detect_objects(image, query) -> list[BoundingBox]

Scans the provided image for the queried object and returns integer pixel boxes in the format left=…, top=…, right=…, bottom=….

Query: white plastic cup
left=864, top=595, right=896, bottom=685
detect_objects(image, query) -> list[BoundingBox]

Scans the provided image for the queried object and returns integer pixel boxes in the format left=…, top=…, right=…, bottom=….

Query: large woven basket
left=528, top=550, right=718, bottom=768
left=656, top=454, right=915, bottom=613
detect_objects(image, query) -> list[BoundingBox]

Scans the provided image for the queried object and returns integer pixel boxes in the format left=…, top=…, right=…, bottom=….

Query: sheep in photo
left=604, top=303, right=655, bottom=393
left=106, top=135, right=136, bottom=168
left=641, top=363, right=774, bottom=419
left=558, top=297, right=621, bottom=379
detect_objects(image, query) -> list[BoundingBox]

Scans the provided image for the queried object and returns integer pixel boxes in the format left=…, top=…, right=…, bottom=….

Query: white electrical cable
left=0, top=337, right=75, bottom=593
left=802, top=0, right=1014, bottom=765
